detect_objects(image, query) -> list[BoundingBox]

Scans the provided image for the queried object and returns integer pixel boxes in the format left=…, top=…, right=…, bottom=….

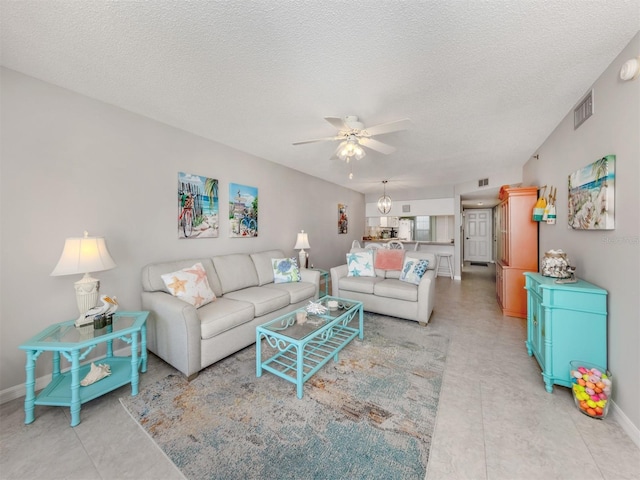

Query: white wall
left=523, top=33, right=640, bottom=437
left=0, top=68, right=365, bottom=392
left=365, top=197, right=455, bottom=217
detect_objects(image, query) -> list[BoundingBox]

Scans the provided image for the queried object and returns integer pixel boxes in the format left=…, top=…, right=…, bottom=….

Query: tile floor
left=1, top=263, right=638, bottom=479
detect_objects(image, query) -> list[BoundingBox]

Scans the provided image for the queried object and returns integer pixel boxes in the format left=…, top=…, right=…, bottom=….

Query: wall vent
left=402, top=204, right=411, bottom=213
left=574, top=89, right=594, bottom=129
left=478, top=178, right=489, bottom=187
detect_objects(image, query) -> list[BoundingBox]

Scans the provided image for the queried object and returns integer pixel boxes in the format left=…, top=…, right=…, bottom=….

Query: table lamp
left=294, top=230, right=310, bottom=269
left=51, top=231, right=116, bottom=323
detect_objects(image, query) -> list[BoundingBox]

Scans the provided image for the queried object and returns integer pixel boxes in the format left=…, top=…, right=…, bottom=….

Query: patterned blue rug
left=120, top=313, right=448, bottom=480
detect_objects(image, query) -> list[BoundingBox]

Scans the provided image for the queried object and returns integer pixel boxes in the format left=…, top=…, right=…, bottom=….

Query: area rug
left=120, top=313, right=448, bottom=480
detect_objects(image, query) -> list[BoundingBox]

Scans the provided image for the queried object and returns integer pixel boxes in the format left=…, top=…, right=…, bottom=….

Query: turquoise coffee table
left=256, top=296, right=363, bottom=398
left=19, top=311, right=148, bottom=427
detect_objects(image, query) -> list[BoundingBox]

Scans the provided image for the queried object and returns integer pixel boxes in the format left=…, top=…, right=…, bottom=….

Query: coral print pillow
left=272, top=258, right=301, bottom=283
left=161, top=262, right=216, bottom=307
left=399, top=257, right=429, bottom=285
left=346, top=250, right=375, bottom=277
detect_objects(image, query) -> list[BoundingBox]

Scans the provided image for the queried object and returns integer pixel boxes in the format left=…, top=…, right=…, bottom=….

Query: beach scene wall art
left=229, top=183, right=258, bottom=237
left=568, top=155, right=615, bottom=230
left=177, top=172, right=219, bottom=239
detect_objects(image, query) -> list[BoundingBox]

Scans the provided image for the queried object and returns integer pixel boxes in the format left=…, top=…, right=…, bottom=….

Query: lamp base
left=298, top=249, right=307, bottom=270
left=74, top=273, right=100, bottom=326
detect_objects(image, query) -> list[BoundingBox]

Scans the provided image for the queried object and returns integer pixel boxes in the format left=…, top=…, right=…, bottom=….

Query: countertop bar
left=362, top=239, right=455, bottom=246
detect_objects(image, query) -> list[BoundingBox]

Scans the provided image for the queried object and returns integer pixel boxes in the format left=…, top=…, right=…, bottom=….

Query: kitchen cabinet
left=496, top=186, right=538, bottom=318
left=524, top=272, right=607, bottom=393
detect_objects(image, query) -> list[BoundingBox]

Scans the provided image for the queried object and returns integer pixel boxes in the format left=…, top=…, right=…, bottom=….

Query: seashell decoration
left=541, top=249, right=572, bottom=278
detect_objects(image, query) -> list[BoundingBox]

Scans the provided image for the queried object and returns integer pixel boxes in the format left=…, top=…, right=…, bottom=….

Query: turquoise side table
left=524, top=273, right=607, bottom=393
left=308, top=268, right=329, bottom=297
left=19, top=311, right=148, bottom=427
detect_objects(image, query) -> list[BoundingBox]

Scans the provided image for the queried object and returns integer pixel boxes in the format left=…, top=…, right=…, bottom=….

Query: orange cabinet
left=496, top=186, right=538, bottom=318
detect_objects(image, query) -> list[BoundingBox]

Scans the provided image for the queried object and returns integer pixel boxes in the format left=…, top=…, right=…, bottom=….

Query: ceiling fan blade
left=359, top=137, right=396, bottom=154
left=292, top=135, right=342, bottom=145
left=362, top=118, right=412, bottom=137
left=324, top=116, right=350, bottom=130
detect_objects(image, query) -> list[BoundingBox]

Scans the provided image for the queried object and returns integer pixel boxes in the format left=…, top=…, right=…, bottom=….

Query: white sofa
left=330, top=249, right=436, bottom=325
left=141, top=250, right=320, bottom=379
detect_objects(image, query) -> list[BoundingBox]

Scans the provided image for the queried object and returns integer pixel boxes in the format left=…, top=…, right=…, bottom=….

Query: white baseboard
left=611, top=400, right=640, bottom=449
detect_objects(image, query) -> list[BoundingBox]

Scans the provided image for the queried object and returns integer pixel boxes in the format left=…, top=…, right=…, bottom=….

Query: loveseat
left=330, top=248, right=436, bottom=325
left=141, top=250, right=320, bottom=379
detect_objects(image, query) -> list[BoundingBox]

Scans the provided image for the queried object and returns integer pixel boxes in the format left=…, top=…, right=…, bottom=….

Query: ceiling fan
left=293, top=115, right=412, bottom=161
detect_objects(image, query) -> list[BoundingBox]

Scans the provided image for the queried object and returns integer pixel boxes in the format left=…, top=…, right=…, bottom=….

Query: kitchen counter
left=362, top=239, right=454, bottom=246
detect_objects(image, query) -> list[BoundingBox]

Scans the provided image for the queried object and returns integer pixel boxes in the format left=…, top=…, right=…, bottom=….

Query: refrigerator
left=398, top=219, right=414, bottom=241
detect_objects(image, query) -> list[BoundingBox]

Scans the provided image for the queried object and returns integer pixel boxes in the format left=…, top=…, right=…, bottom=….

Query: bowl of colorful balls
left=570, top=361, right=612, bottom=419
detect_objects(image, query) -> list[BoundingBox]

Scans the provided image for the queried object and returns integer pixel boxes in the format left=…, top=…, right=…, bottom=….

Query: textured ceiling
left=1, top=1, right=639, bottom=200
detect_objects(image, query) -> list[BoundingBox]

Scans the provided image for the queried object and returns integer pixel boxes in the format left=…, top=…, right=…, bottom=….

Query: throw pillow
left=374, top=248, right=405, bottom=270
left=272, top=257, right=301, bottom=283
left=399, top=257, right=430, bottom=285
left=161, top=262, right=216, bottom=308
left=346, top=250, right=375, bottom=277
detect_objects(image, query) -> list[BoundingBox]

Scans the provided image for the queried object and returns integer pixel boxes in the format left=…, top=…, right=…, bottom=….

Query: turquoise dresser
left=524, top=272, right=607, bottom=393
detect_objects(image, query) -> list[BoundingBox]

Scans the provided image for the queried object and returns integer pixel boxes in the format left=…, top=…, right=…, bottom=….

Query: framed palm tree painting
left=177, top=172, right=219, bottom=239
left=568, top=155, right=615, bottom=230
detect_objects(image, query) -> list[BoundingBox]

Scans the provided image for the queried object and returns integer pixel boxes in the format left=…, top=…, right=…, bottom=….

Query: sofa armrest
left=141, top=291, right=202, bottom=377
left=300, top=268, right=321, bottom=298
left=416, top=269, right=436, bottom=322
left=330, top=264, right=348, bottom=296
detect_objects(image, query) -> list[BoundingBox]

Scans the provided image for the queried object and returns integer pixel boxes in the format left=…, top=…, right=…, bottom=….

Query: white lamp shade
left=294, top=231, right=310, bottom=250
left=51, top=233, right=116, bottom=276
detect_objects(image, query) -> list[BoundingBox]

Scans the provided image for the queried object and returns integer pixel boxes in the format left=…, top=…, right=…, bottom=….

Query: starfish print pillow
left=346, top=250, right=375, bottom=277
left=161, top=262, right=216, bottom=308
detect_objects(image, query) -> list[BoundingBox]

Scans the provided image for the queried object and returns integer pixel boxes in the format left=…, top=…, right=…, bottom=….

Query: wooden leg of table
left=296, top=345, right=304, bottom=399
left=130, top=331, right=139, bottom=396
left=24, top=350, right=36, bottom=425
left=69, top=350, right=81, bottom=427
left=140, top=324, right=147, bottom=373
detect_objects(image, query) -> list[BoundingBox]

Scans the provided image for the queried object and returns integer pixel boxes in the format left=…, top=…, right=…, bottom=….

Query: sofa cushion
left=160, top=262, right=217, bottom=308
left=141, top=258, right=222, bottom=296
left=213, top=254, right=259, bottom=294
left=400, top=258, right=429, bottom=285
left=264, top=281, right=316, bottom=303
left=338, top=275, right=383, bottom=294
left=250, top=250, right=285, bottom=286
left=385, top=270, right=402, bottom=279
left=223, top=286, right=290, bottom=317
left=272, top=257, right=301, bottom=283
left=374, top=278, right=419, bottom=302
left=374, top=249, right=405, bottom=270
left=346, top=251, right=375, bottom=277
left=198, top=297, right=255, bottom=339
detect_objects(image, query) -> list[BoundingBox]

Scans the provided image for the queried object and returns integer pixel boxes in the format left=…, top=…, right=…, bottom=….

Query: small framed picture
left=338, top=204, right=348, bottom=234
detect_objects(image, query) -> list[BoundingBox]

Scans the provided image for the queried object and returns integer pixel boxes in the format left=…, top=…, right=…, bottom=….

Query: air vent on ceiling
left=478, top=178, right=489, bottom=187
left=574, top=90, right=594, bottom=129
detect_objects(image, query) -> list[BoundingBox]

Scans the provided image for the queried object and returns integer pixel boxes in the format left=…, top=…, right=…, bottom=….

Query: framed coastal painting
left=229, top=183, right=258, bottom=237
left=568, top=155, right=615, bottom=230
left=338, top=204, right=348, bottom=234
left=177, top=172, right=219, bottom=239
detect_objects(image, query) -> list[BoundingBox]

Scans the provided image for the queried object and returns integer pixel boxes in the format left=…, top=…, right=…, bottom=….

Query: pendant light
left=377, top=180, right=392, bottom=214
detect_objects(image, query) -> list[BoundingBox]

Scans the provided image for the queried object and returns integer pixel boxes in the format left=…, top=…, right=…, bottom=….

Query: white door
left=464, top=209, right=492, bottom=262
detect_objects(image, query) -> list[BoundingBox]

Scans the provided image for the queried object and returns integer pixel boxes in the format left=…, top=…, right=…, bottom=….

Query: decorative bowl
left=570, top=361, right=612, bottom=419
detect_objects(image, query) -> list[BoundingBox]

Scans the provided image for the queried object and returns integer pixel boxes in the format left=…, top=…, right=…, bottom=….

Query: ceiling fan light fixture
left=336, top=138, right=366, bottom=162
left=377, top=180, right=392, bottom=214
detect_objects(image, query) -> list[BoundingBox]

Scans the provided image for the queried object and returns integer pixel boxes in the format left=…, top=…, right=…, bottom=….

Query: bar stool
left=436, top=253, right=454, bottom=279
